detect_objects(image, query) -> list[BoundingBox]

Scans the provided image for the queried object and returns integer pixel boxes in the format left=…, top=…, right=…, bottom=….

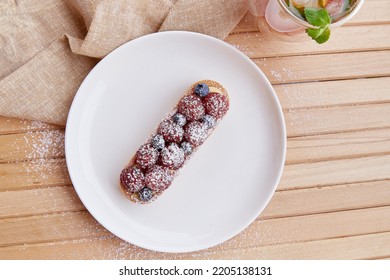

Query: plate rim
left=65, top=31, right=287, bottom=253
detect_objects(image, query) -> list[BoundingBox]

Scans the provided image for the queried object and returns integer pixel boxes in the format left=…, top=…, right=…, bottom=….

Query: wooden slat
left=349, top=0, right=390, bottom=25
left=275, top=77, right=390, bottom=110
left=222, top=206, right=390, bottom=250
left=262, top=180, right=390, bottom=219
left=0, top=186, right=84, bottom=219
left=199, top=232, right=390, bottom=260
left=2, top=231, right=389, bottom=260
left=0, top=211, right=109, bottom=247
left=0, top=130, right=65, bottom=163
left=1, top=203, right=389, bottom=248
left=0, top=159, right=71, bottom=191
left=286, top=128, right=390, bottom=164
left=256, top=51, right=390, bottom=84
left=226, top=25, right=390, bottom=58
left=285, top=103, right=390, bottom=137
left=279, top=155, right=390, bottom=190
left=2, top=231, right=390, bottom=260
left=0, top=116, right=61, bottom=135
left=0, top=235, right=154, bottom=259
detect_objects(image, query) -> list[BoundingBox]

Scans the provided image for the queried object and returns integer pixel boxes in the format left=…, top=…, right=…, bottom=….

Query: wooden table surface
left=1, top=0, right=390, bottom=259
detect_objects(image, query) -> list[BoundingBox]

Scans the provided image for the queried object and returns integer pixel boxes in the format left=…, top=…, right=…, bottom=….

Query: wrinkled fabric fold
left=0, top=0, right=247, bottom=125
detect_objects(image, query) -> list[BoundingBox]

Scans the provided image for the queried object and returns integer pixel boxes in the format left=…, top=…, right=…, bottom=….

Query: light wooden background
left=1, top=0, right=389, bottom=259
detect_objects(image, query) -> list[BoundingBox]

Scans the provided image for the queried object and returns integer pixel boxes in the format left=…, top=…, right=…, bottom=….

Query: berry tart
left=119, top=80, right=230, bottom=204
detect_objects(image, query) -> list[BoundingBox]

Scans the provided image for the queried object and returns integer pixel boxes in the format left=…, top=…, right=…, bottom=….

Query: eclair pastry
left=120, top=80, right=230, bottom=204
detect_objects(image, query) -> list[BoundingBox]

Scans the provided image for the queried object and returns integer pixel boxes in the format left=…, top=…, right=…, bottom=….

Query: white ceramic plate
left=65, top=31, right=286, bottom=253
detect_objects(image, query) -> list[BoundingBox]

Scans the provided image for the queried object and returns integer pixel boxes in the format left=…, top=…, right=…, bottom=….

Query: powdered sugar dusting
left=121, top=80, right=228, bottom=204
left=161, top=143, right=185, bottom=169
left=22, top=130, right=65, bottom=179
left=27, top=120, right=52, bottom=130
left=178, top=94, right=205, bottom=121
left=158, top=119, right=184, bottom=143
left=135, top=144, right=158, bottom=169
left=204, top=92, right=229, bottom=119
left=24, top=130, right=64, bottom=160
left=5, top=129, right=66, bottom=182
left=270, top=70, right=282, bottom=81
left=145, top=165, right=175, bottom=192
left=67, top=218, right=275, bottom=259
left=120, top=166, right=145, bottom=193
left=184, top=121, right=208, bottom=147
left=230, top=35, right=256, bottom=58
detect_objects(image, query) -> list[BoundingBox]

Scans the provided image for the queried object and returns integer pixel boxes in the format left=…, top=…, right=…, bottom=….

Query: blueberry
left=139, top=187, right=153, bottom=202
left=181, top=141, right=193, bottom=155
left=172, top=113, right=187, bottom=127
left=201, top=114, right=216, bottom=129
left=151, top=134, right=165, bottom=151
left=194, top=83, right=210, bottom=97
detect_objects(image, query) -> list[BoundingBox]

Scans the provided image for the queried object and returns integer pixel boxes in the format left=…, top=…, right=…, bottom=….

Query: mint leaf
left=304, top=8, right=331, bottom=27
left=306, top=27, right=330, bottom=44
left=304, top=8, right=331, bottom=44
left=306, top=26, right=326, bottom=39
left=315, top=27, right=330, bottom=44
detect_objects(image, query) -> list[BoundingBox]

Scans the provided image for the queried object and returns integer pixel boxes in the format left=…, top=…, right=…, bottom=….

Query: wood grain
left=0, top=159, right=71, bottom=191
left=227, top=25, right=390, bottom=58
left=286, top=128, right=390, bottom=164
left=263, top=180, right=390, bottom=219
left=275, top=77, right=390, bottom=110
left=0, top=211, right=109, bottom=247
left=347, top=0, right=390, bottom=25
left=0, top=130, right=65, bottom=163
left=1, top=206, right=389, bottom=257
left=285, top=104, right=390, bottom=137
left=0, top=117, right=61, bottom=135
left=0, top=186, right=84, bottom=219
left=279, top=155, right=390, bottom=190
left=1, top=231, right=389, bottom=260
left=203, top=232, right=390, bottom=260
left=256, top=51, right=390, bottom=84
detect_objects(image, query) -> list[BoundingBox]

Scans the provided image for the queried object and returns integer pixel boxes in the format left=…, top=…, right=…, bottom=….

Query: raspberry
left=178, top=95, right=205, bottom=121
left=203, top=92, right=229, bottom=119
left=158, top=120, right=184, bottom=143
left=161, top=143, right=185, bottom=169
left=135, top=144, right=158, bottom=169
left=120, top=166, right=145, bottom=193
left=145, top=165, right=174, bottom=192
left=184, top=121, right=208, bottom=147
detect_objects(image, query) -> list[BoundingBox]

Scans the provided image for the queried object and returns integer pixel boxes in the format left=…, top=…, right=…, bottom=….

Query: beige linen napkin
left=0, top=0, right=247, bottom=125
